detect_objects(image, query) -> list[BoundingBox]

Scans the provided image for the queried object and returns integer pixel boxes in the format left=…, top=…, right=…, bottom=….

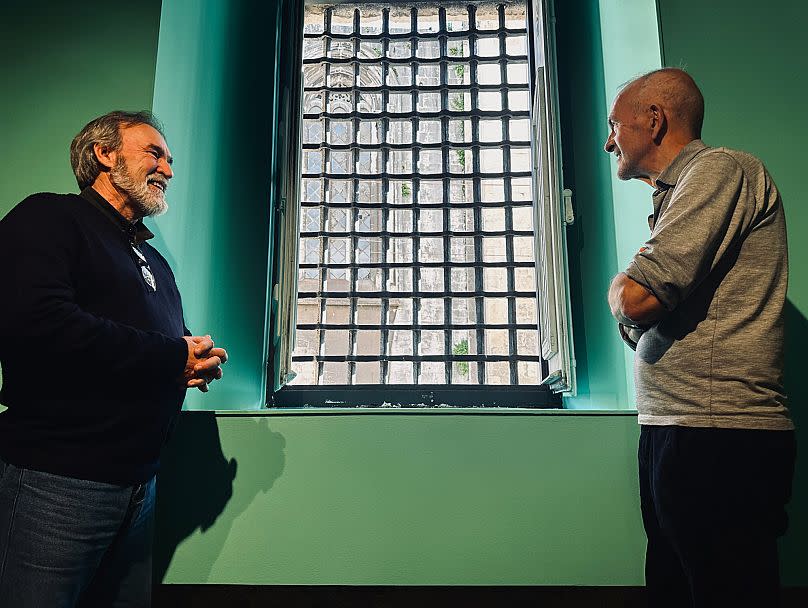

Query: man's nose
left=604, top=135, right=615, bottom=153
left=159, top=158, right=174, bottom=179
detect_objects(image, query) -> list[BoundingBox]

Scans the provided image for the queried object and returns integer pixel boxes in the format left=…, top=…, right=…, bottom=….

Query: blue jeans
left=0, top=457, right=155, bottom=607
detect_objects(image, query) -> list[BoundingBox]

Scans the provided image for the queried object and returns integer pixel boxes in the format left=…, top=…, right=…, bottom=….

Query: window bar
left=467, top=4, right=486, bottom=386
left=317, top=8, right=333, bottom=386
left=438, top=5, right=454, bottom=385
left=408, top=4, right=424, bottom=385
left=379, top=6, right=392, bottom=383
left=468, top=8, right=484, bottom=386
left=300, top=287, right=533, bottom=300
left=348, top=6, right=361, bottom=385
left=412, top=214, right=422, bottom=386
left=299, top=322, right=535, bottom=331
left=498, top=3, right=518, bottom=386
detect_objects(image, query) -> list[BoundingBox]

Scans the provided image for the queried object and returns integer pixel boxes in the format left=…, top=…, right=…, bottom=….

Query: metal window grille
left=291, top=1, right=548, bottom=391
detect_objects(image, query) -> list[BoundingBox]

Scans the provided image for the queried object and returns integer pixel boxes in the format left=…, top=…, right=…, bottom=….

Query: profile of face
left=109, top=124, right=174, bottom=217
left=603, top=89, right=653, bottom=181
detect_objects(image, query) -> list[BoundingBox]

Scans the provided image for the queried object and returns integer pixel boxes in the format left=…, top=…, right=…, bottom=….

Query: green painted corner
left=150, top=0, right=278, bottom=410
left=556, top=0, right=661, bottom=409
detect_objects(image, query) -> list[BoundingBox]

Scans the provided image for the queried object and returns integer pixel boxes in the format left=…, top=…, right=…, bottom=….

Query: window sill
left=201, top=408, right=639, bottom=417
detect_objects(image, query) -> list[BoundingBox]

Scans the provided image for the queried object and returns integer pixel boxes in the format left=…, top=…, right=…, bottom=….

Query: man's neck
left=644, top=137, right=696, bottom=186
left=90, top=176, right=139, bottom=223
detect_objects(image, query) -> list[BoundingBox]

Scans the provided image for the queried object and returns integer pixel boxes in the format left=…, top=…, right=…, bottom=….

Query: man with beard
left=0, top=111, right=227, bottom=607
left=605, top=69, right=795, bottom=606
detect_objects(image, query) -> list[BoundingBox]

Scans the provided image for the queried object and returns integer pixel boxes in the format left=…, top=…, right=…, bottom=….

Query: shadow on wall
left=780, top=299, right=808, bottom=585
left=154, top=412, right=286, bottom=582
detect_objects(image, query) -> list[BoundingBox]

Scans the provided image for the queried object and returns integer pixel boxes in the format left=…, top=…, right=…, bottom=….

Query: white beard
left=110, top=157, right=168, bottom=217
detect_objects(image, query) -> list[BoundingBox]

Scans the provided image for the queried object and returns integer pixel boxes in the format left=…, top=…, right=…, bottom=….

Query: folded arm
left=608, top=272, right=666, bottom=328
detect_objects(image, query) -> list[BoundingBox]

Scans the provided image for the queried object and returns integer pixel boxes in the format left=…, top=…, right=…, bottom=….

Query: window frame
left=267, top=0, right=573, bottom=408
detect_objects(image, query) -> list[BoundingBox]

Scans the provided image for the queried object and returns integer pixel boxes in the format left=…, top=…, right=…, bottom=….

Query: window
left=269, top=0, right=574, bottom=407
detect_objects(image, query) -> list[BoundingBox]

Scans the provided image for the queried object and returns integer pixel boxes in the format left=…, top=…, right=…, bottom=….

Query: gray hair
left=622, top=68, right=705, bottom=138
left=69, top=111, right=165, bottom=189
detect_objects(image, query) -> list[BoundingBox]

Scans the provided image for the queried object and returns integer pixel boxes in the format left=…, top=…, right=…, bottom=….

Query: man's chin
left=149, top=204, right=168, bottom=217
left=139, top=197, right=168, bottom=218
left=148, top=201, right=168, bottom=217
left=616, top=164, right=641, bottom=182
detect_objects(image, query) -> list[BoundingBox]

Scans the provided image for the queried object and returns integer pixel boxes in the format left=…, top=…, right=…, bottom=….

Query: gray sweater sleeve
left=625, top=151, right=755, bottom=311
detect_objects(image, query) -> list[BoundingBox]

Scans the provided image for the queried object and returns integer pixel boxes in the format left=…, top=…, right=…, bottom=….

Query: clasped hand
left=618, top=323, right=645, bottom=351
left=182, top=335, right=228, bottom=392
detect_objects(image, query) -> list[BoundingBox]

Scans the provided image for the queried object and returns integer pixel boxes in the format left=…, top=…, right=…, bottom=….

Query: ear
left=93, top=142, right=117, bottom=171
left=649, top=104, right=667, bottom=142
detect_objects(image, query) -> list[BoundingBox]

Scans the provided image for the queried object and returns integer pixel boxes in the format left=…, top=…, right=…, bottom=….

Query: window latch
left=562, top=188, right=574, bottom=225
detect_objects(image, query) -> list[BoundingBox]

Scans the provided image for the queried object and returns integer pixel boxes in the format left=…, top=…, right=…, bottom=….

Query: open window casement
left=269, top=0, right=573, bottom=399
left=529, top=0, right=576, bottom=394
left=268, top=0, right=305, bottom=393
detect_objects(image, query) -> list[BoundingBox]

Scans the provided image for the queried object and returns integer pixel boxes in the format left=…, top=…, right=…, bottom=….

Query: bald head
left=621, top=68, right=704, bottom=139
left=604, top=69, right=705, bottom=182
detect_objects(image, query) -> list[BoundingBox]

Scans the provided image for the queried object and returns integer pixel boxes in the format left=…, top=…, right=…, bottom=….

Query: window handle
left=562, top=188, right=574, bottom=225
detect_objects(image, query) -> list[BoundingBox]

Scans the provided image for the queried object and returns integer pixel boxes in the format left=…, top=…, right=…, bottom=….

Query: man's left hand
left=186, top=335, right=228, bottom=392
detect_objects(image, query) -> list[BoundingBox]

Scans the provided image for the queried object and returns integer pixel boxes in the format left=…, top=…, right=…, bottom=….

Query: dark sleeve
left=0, top=197, right=187, bottom=382
left=624, top=152, right=754, bottom=311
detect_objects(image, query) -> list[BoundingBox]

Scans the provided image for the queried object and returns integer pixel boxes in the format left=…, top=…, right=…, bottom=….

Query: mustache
left=147, top=175, right=169, bottom=191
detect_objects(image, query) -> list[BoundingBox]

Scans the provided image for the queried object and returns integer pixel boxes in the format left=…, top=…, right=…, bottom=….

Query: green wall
left=150, top=0, right=278, bottom=410
left=556, top=0, right=661, bottom=409
left=2, top=0, right=806, bottom=589
left=657, top=0, right=808, bottom=584
left=0, top=0, right=162, bottom=393
left=156, top=411, right=646, bottom=585
left=657, top=0, right=806, bottom=311
left=0, top=1, right=162, bottom=214
left=596, top=0, right=662, bottom=407
left=150, top=0, right=807, bottom=586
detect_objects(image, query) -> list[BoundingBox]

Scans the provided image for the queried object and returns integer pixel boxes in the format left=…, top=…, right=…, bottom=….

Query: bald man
left=605, top=69, right=795, bottom=607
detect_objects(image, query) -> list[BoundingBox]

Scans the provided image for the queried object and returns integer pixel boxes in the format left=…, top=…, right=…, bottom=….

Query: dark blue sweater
left=0, top=189, right=189, bottom=485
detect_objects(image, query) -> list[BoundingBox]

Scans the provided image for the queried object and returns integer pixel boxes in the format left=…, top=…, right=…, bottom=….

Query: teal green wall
left=150, top=0, right=278, bottom=410
left=156, top=411, right=646, bottom=585
left=0, top=0, right=161, bottom=214
left=596, top=0, right=662, bottom=407
left=557, top=0, right=660, bottom=408
left=657, top=0, right=808, bottom=584
left=555, top=0, right=621, bottom=407
left=2, top=0, right=806, bottom=589
left=151, top=0, right=807, bottom=586
left=657, top=0, right=806, bottom=311
left=0, top=0, right=162, bottom=393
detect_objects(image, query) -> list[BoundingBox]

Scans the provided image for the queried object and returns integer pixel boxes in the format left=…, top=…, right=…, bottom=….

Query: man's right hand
left=181, top=335, right=228, bottom=392
left=618, top=323, right=645, bottom=351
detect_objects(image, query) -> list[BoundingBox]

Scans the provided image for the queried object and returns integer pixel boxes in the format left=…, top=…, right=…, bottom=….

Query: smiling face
left=604, top=89, right=654, bottom=181
left=109, top=123, right=173, bottom=218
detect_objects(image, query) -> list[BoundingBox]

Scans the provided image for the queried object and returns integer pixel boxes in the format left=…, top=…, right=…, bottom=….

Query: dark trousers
left=639, top=425, right=796, bottom=608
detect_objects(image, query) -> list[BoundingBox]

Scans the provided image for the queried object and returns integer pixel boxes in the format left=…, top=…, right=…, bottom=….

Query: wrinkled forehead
left=610, top=84, right=640, bottom=118
left=121, top=123, right=171, bottom=155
